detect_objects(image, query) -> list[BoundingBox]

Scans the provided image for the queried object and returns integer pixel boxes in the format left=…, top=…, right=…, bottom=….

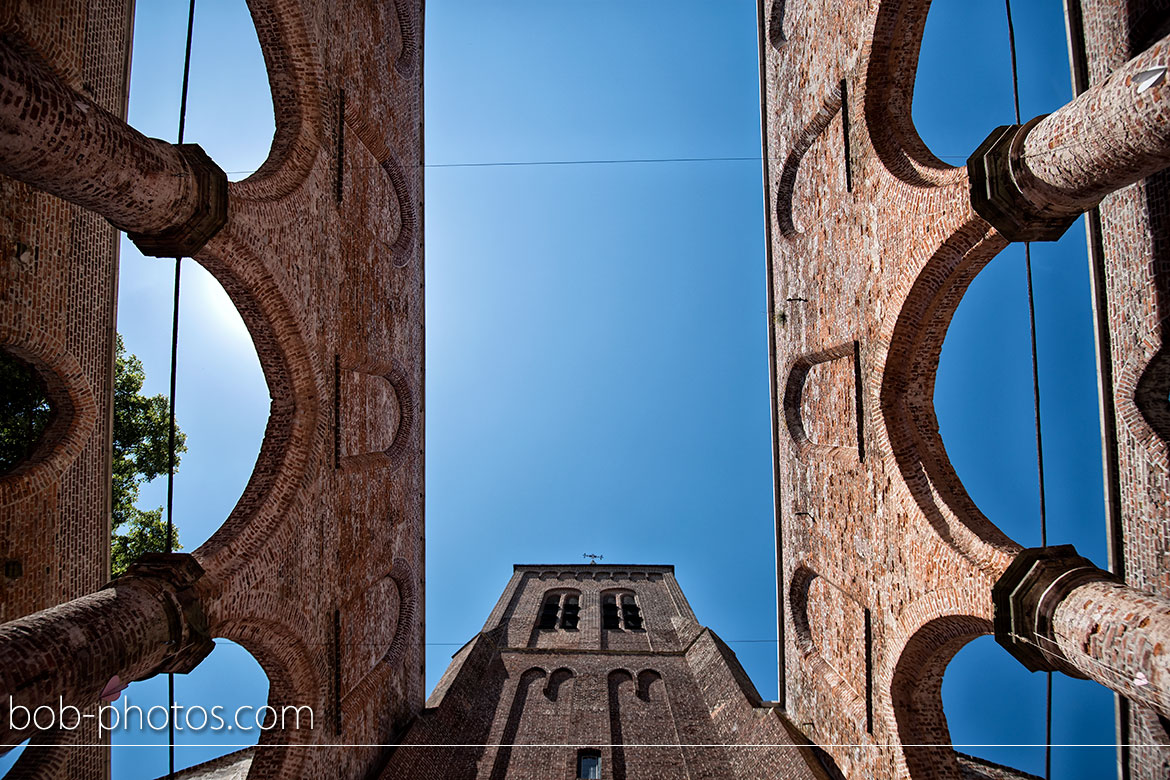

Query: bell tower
left=378, top=563, right=830, bottom=780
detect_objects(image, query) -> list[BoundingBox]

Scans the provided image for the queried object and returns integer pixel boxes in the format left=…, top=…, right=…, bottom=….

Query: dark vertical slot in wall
left=332, top=608, right=342, bottom=734
left=864, top=607, right=873, bottom=734
left=333, top=354, right=341, bottom=469
left=853, top=340, right=865, bottom=461
left=607, top=674, right=628, bottom=780
left=335, top=89, right=346, bottom=205
left=840, top=78, right=854, bottom=193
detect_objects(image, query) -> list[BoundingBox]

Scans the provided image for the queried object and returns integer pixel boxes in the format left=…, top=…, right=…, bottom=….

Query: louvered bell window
left=538, top=595, right=560, bottom=629
left=560, top=594, right=580, bottom=629
left=620, top=595, right=643, bottom=630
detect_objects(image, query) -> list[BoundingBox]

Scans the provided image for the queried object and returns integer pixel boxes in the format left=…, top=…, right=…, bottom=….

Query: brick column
left=993, top=546, right=1170, bottom=718
left=0, top=555, right=213, bottom=747
left=969, top=32, right=1170, bottom=241
left=0, top=34, right=227, bottom=256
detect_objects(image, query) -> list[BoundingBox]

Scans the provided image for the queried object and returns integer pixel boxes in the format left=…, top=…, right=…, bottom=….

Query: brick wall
left=761, top=0, right=1170, bottom=778
left=0, top=2, right=134, bottom=776
left=0, top=2, right=426, bottom=778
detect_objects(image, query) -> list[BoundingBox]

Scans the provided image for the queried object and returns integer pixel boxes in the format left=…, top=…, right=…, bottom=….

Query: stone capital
left=114, top=552, right=215, bottom=675
left=991, top=544, right=1115, bottom=675
left=124, top=143, right=228, bottom=258
left=967, top=118, right=1081, bottom=243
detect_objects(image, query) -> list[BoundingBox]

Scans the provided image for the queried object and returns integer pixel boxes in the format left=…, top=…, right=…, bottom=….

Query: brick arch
left=767, top=0, right=789, bottom=48
left=381, top=154, right=418, bottom=267
left=340, top=558, right=419, bottom=717
left=190, top=227, right=318, bottom=579
left=0, top=327, right=95, bottom=506
left=783, top=341, right=863, bottom=461
left=232, top=0, right=326, bottom=203
left=212, top=620, right=320, bottom=780
left=392, top=0, right=419, bottom=77
left=789, top=566, right=868, bottom=725
left=1128, top=342, right=1170, bottom=460
left=878, top=218, right=1021, bottom=575
left=864, top=0, right=964, bottom=188
left=887, top=613, right=991, bottom=780
left=636, top=669, right=662, bottom=701
left=775, top=85, right=842, bottom=238
left=545, top=667, right=575, bottom=701
left=337, top=358, right=416, bottom=473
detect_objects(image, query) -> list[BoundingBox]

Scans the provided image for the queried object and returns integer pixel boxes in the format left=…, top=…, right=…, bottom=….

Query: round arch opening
left=942, top=635, right=1115, bottom=778
left=127, top=1, right=275, bottom=183
left=107, top=639, right=269, bottom=777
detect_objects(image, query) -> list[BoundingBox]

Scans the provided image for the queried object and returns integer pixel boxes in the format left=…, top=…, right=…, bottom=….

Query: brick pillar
left=0, top=554, right=213, bottom=748
left=993, top=546, right=1170, bottom=718
left=969, top=31, right=1170, bottom=241
left=0, top=34, right=227, bottom=256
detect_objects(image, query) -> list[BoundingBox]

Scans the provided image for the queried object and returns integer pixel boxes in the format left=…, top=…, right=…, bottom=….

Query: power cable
left=1004, top=2, right=1052, bottom=778
left=165, top=1, right=198, bottom=776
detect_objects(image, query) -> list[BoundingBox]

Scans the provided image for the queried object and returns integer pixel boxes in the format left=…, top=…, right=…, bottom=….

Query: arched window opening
left=0, top=350, right=53, bottom=475
left=912, top=2, right=1015, bottom=165
left=602, top=590, right=643, bottom=631
left=116, top=254, right=267, bottom=554
left=110, top=639, right=268, bottom=776
left=117, top=2, right=270, bottom=559
left=942, top=636, right=1114, bottom=778
left=561, top=594, right=580, bottom=629
left=934, top=237, right=1105, bottom=562
left=620, top=595, right=643, bottom=630
left=536, top=589, right=581, bottom=632
left=127, top=2, right=274, bottom=183
left=913, top=2, right=1073, bottom=166
left=538, top=594, right=560, bottom=629
left=602, top=594, right=621, bottom=630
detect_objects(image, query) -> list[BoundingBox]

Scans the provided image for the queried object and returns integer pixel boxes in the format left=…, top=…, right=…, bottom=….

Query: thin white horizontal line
left=1, top=743, right=1145, bottom=749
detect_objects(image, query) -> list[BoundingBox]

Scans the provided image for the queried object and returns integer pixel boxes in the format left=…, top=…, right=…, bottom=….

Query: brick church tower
left=378, top=564, right=835, bottom=780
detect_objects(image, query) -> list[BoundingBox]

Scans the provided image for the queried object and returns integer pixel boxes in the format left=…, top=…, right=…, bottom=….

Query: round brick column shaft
left=0, top=555, right=213, bottom=747
left=1018, top=32, right=1170, bottom=213
left=1051, top=580, right=1170, bottom=717
left=993, top=546, right=1170, bottom=719
left=969, top=32, right=1170, bottom=241
left=0, top=34, right=226, bottom=255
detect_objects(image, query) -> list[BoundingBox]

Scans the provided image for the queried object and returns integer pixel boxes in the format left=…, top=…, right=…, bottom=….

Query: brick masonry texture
left=378, top=565, right=832, bottom=780
left=761, top=0, right=1170, bottom=778
left=0, top=2, right=133, bottom=777
left=1074, top=1, right=1170, bottom=777
left=0, top=2, right=424, bottom=779
left=2, top=1, right=1170, bottom=779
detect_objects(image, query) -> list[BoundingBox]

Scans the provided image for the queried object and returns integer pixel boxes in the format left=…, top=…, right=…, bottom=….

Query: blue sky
left=1, top=1, right=1122, bottom=778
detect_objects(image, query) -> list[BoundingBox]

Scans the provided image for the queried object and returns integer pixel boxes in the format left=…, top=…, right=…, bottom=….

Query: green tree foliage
left=0, top=352, right=53, bottom=473
left=111, top=334, right=185, bottom=576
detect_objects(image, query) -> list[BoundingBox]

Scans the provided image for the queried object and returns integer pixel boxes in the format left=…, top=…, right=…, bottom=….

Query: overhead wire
left=214, top=151, right=975, bottom=178
left=164, top=1, right=198, bottom=776
left=1004, top=2, right=1052, bottom=778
